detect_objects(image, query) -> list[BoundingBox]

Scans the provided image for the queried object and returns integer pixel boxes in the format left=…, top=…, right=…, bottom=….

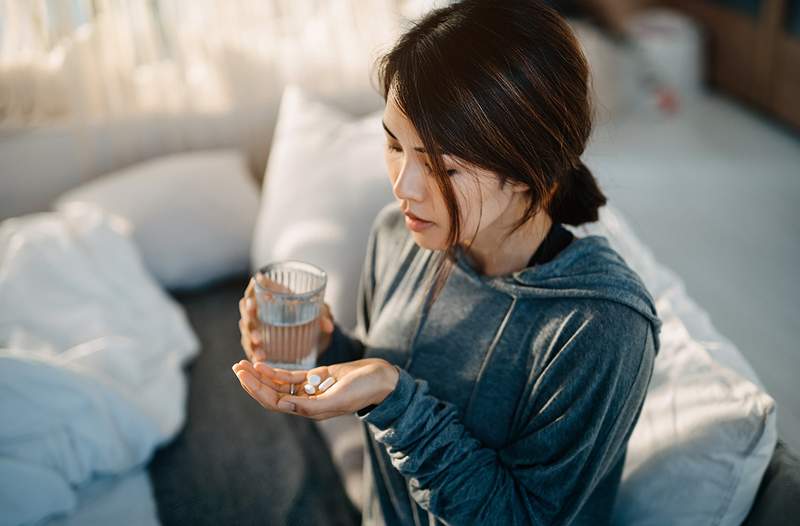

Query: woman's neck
left=460, top=205, right=553, bottom=278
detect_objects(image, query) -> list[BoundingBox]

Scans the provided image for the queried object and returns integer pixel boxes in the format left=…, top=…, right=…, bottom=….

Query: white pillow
left=250, top=84, right=393, bottom=332
left=570, top=206, right=777, bottom=525
left=52, top=149, right=260, bottom=291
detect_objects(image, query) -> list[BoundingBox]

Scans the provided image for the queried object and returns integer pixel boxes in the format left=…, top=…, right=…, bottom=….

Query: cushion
left=250, top=84, right=393, bottom=332
left=52, top=149, right=260, bottom=291
left=570, top=206, right=777, bottom=526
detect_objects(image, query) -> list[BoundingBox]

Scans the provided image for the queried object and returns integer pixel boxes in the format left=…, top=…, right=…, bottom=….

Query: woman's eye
left=424, top=163, right=458, bottom=176
left=386, top=144, right=402, bottom=153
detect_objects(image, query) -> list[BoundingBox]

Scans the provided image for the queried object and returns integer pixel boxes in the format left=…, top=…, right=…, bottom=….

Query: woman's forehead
left=383, top=96, right=414, bottom=134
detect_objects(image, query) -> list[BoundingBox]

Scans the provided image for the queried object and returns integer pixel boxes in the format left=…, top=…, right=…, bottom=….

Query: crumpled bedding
left=0, top=203, right=199, bottom=525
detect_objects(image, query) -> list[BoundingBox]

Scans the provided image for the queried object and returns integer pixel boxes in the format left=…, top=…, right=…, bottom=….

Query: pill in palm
left=308, top=374, right=321, bottom=386
left=318, top=376, right=335, bottom=392
left=304, top=383, right=316, bottom=395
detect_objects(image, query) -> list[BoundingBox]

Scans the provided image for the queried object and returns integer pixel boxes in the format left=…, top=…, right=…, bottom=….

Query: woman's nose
left=392, top=162, right=426, bottom=202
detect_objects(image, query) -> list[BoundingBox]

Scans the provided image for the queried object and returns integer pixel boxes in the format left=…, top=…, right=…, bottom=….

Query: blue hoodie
left=319, top=200, right=662, bottom=525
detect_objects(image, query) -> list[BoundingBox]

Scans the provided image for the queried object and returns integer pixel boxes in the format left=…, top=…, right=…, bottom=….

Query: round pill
left=308, top=374, right=322, bottom=386
left=318, top=376, right=336, bottom=392
left=303, top=383, right=316, bottom=395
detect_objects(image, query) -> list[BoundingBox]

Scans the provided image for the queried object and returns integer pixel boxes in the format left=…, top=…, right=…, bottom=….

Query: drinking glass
left=253, top=260, right=327, bottom=370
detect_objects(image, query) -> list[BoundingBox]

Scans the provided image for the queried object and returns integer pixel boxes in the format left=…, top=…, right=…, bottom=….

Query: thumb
left=321, top=303, right=334, bottom=333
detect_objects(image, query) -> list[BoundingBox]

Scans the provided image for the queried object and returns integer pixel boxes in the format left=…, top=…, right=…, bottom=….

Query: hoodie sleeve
left=316, top=212, right=380, bottom=366
left=357, top=305, right=657, bottom=525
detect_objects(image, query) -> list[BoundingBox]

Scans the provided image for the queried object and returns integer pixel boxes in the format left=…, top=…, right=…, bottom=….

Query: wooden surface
left=656, top=0, right=800, bottom=131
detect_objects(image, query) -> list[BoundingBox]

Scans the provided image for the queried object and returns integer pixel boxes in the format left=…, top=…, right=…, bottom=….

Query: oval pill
left=303, top=383, right=316, bottom=395
left=318, top=376, right=335, bottom=392
left=308, top=374, right=322, bottom=386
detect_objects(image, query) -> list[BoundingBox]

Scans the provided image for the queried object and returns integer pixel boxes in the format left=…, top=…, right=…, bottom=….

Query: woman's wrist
left=376, top=362, right=400, bottom=405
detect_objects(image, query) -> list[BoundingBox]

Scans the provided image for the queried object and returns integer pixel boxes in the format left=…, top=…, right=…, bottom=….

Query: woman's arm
left=358, top=306, right=657, bottom=525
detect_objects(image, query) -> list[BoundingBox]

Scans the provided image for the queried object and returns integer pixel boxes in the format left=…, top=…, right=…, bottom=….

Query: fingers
left=231, top=361, right=293, bottom=413
left=241, top=361, right=348, bottom=420
left=271, top=367, right=345, bottom=418
left=238, top=317, right=264, bottom=362
left=254, top=362, right=324, bottom=385
left=239, top=325, right=253, bottom=361
left=239, top=282, right=265, bottom=361
left=245, top=276, right=255, bottom=299
left=253, top=271, right=293, bottom=294
left=239, top=296, right=260, bottom=332
left=253, top=362, right=339, bottom=397
left=317, top=304, right=333, bottom=355
left=236, top=360, right=298, bottom=394
left=279, top=381, right=343, bottom=418
left=320, top=302, right=334, bottom=333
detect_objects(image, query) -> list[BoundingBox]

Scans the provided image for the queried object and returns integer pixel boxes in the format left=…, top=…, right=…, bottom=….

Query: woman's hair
left=373, top=0, right=607, bottom=309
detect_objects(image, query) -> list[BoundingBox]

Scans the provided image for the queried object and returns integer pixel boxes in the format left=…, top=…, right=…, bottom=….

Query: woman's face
left=382, top=87, right=526, bottom=252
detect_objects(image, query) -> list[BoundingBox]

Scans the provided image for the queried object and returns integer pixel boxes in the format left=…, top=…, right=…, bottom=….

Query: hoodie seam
left=464, top=296, right=518, bottom=420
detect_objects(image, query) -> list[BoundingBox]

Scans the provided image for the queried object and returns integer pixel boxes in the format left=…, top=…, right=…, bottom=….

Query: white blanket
left=0, top=203, right=199, bottom=525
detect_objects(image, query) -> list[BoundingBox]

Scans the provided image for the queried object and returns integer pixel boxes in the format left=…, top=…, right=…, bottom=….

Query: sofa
left=1, top=16, right=798, bottom=526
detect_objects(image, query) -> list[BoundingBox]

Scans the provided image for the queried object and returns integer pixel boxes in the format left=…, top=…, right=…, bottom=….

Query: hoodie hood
left=452, top=234, right=663, bottom=351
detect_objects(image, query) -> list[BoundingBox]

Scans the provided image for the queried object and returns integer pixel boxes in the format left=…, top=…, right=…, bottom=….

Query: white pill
left=318, top=376, right=336, bottom=392
left=303, top=383, right=316, bottom=395
left=308, top=374, right=321, bottom=386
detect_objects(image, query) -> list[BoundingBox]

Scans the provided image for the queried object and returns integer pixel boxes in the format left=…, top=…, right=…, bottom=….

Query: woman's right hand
left=238, top=272, right=336, bottom=363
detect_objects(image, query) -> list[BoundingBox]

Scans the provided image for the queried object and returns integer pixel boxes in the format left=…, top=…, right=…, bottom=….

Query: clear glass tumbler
left=253, top=260, right=327, bottom=370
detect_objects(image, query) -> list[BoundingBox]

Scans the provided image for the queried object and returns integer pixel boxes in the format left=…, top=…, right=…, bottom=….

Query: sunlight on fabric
left=0, top=0, right=450, bottom=126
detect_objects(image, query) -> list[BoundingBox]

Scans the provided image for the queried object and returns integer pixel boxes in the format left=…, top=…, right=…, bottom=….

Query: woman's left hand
left=231, top=358, right=400, bottom=420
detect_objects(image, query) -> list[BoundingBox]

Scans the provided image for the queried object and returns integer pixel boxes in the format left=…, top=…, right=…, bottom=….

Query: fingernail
left=246, top=298, right=254, bottom=309
left=278, top=400, right=295, bottom=411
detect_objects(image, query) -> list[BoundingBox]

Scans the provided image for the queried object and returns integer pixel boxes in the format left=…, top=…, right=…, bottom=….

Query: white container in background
left=622, top=8, right=705, bottom=109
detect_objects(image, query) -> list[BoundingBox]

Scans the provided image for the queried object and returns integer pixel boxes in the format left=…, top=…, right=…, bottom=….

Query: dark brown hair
left=373, top=0, right=607, bottom=309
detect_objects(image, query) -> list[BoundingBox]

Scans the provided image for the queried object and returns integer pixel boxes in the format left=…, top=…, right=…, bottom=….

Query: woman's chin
left=410, top=231, right=446, bottom=251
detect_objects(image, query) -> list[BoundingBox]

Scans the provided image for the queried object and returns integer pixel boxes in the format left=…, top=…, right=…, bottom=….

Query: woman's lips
left=404, top=211, right=429, bottom=222
left=404, top=212, right=434, bottom=232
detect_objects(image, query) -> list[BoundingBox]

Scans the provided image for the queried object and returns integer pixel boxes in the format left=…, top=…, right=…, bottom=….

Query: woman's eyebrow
left=382, top=120, right=428, bottom=153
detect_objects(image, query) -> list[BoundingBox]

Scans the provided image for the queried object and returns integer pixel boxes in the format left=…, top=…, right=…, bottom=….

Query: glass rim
left=254, top=260, right=327, bottom=300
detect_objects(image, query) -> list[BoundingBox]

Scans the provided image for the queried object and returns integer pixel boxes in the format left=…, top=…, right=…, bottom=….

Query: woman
left=233, top=1, right=662, bottom=524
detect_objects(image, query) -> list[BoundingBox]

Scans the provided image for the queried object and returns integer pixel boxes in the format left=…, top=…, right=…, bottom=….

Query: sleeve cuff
left=356, top=366, right=416, bottom=429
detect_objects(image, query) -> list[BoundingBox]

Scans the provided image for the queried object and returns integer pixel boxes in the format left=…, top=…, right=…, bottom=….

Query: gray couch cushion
left=744, top=440, right=800, bottom=525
